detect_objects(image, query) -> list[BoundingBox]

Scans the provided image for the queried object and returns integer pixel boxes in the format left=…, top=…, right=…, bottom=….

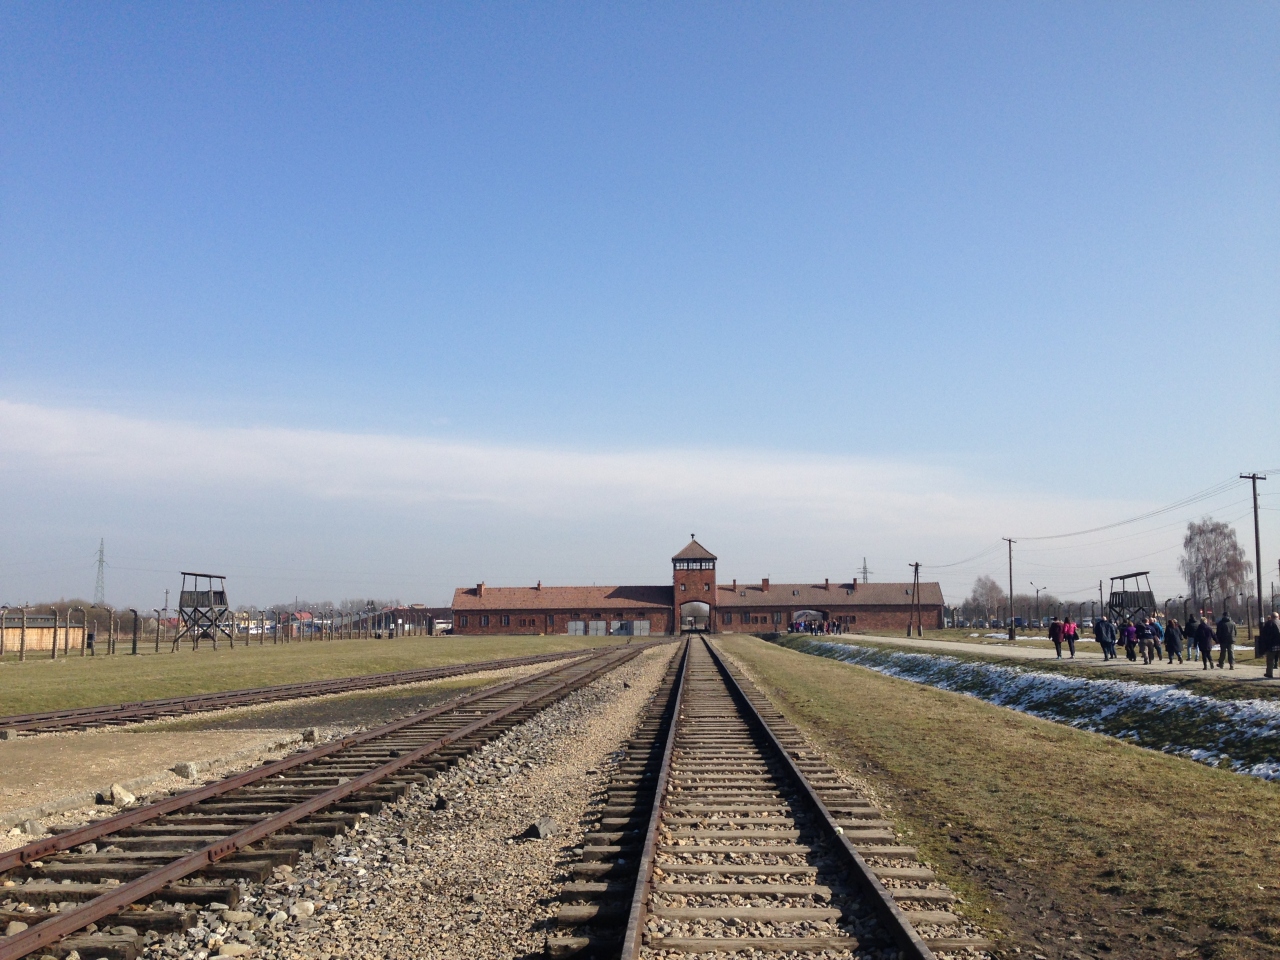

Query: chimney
left=732, top=579, right=737, bottom=590
left=824, top=578, right=830, bottom=591
left=762, top=578, right=770, bottom=592
left=536, top=581, right=542, bottom=591
left=850, top=579, right=857, bottom=592
left=477, top=582, right=485, bottom=598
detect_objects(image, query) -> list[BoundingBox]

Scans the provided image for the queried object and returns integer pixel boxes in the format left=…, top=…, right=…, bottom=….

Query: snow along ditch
left=772, top=637, right=1280, bottom=781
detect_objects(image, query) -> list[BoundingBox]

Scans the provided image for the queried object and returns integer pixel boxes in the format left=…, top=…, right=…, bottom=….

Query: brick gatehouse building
left=451, top=539, right=943, bottom=637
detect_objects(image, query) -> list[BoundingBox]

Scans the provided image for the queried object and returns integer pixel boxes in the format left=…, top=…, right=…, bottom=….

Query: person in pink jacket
left=1062, top=617, right=1078, bottom=658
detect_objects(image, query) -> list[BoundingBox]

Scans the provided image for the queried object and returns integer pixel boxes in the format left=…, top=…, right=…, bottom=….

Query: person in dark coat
left=1048, top=616, right=1064, bottom=658
left=1150, top=618, right=1164, bottom=661
left=1261, top=612, right=1280, bottom=679
left=1185, top=614, right=1200, bottom=661
left=1093, top=616, right=1113, bottom=660
left=1101, top=616, right=1118, bottom=659
left=1217, top=613, right=1237, bottom=669
left=1195, top=616, right=1217, bottom=669
left=1165, top=617, right=1184, bottom=664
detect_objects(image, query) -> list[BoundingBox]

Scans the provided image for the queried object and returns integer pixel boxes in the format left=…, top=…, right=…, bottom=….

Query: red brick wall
left=452, top=609, right=674, bottom=636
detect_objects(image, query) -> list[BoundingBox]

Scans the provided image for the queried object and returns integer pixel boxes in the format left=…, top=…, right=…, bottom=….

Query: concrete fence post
left=50, top=607, right=59, bottom=660
left=20, top=607, right=28, bottom=662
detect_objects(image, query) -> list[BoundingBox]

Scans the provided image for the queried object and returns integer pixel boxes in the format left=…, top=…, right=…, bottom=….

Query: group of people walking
left=1086, top=611, right=1280, bottom=673
left=790, top=619, right=845, bottom=636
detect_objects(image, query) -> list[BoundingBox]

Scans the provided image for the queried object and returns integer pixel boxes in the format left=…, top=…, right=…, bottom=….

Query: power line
left=920, top=542, right=1004, bottom=570
left=1014, top=476, right=1241, bottom=541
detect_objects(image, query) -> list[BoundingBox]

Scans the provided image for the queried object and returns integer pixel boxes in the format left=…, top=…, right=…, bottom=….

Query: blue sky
left=1, top=4, right=1277, bottom=608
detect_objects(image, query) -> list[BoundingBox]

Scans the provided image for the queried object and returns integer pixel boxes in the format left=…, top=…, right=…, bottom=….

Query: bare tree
left=966, top=576, right=1007, bottom=616
left=1179, top=518, right=1252, bottom=611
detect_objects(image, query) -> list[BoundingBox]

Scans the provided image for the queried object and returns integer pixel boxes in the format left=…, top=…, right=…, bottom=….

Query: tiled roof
left=452, top=584, right=674, bottom=612
left=672, top=539, right=717, bottom=561
left=716, top=581, right=944, bottom=608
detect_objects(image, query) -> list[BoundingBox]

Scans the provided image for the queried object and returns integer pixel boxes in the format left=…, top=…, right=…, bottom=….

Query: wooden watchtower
left=174, top=572, right=233, bottom=649
left=1107, top=571, right=1156, bottom=624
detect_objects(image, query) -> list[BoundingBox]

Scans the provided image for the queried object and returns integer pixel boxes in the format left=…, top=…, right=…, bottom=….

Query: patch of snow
left=793, top=639, right=1280, bottom=783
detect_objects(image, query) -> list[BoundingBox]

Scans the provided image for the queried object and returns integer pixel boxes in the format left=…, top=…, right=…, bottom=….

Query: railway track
left=0, top=644, right=628, bottom=738
left=0, top=640, right=667, bottom=960
left=551, top=637, right=992, bottom=958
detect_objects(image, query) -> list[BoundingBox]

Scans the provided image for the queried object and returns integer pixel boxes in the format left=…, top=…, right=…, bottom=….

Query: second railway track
left=0, top=644, right=630, bottom=738
left=552, top=637, right=992, bottom=959
left=0, top=640, right=668, bottom=960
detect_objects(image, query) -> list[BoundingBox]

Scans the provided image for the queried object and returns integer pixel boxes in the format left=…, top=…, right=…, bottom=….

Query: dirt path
left=852, top=632, right=1280, bottom=685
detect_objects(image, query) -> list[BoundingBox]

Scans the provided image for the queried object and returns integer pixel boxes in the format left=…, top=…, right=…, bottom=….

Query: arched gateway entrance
left=793, top=609, right=828, bottom=624
left=680, top=601, right=711, bottom=632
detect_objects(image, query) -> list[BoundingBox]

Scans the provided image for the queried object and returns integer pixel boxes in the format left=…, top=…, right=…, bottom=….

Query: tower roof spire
left=672, top=539, right=717, bottom=562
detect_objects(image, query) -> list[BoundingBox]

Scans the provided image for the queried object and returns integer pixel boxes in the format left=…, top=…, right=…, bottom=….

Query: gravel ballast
left=126, top=644, right=674, bottom=960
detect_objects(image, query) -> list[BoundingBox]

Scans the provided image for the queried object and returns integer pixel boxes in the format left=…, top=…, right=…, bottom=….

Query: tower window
left=680, top=583, right=686, bottom=591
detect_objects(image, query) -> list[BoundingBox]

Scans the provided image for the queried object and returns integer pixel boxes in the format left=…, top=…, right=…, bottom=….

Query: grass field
left=718, top=635, right=1280, bottom=960
left=0, top=634, right=613, bottom=717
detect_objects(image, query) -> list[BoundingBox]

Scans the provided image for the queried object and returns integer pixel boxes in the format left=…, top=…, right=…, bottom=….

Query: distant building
left=451, top=539, right=943, bottom=636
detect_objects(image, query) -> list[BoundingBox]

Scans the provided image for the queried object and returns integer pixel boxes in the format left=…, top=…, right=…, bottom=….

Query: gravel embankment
left=132, top=644, right=673, bottom=960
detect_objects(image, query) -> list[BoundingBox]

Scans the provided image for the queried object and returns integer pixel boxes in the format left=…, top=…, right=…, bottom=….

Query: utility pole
left=1242, top=473, right=1266, bottom=638
left=909, top=563, right=922, bottom=636
left=860, top=558, right=872, bottom=584
left=94, top=539, right=106, bottom=607
left=1003, top=538, right=1016, bottom=641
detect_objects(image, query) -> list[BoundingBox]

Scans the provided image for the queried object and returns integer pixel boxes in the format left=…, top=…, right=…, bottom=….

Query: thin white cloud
left=4, top=398, right=1258, bottom=606
left=0, top=399, right=1129, bottom=533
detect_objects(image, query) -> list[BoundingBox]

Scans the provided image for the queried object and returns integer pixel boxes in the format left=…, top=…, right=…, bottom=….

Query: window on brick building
left=480, top=615, right=489, bottom=628
left=547, top=614, right=555, bottom=628
left=773, top=612, right=782, bottom=624
left=704, top=583, right=710, bottom=591
left=459, top=615, right=469, bottom=628
left=722, top=612, right=732, bottom=624
left=680, top=583, right=686, bottom=591
left=501, top=615, right=510, bottom=627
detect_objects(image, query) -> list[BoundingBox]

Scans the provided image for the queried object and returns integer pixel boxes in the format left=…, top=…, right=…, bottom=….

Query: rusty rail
left=618, top=638, right=689, bottom=957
